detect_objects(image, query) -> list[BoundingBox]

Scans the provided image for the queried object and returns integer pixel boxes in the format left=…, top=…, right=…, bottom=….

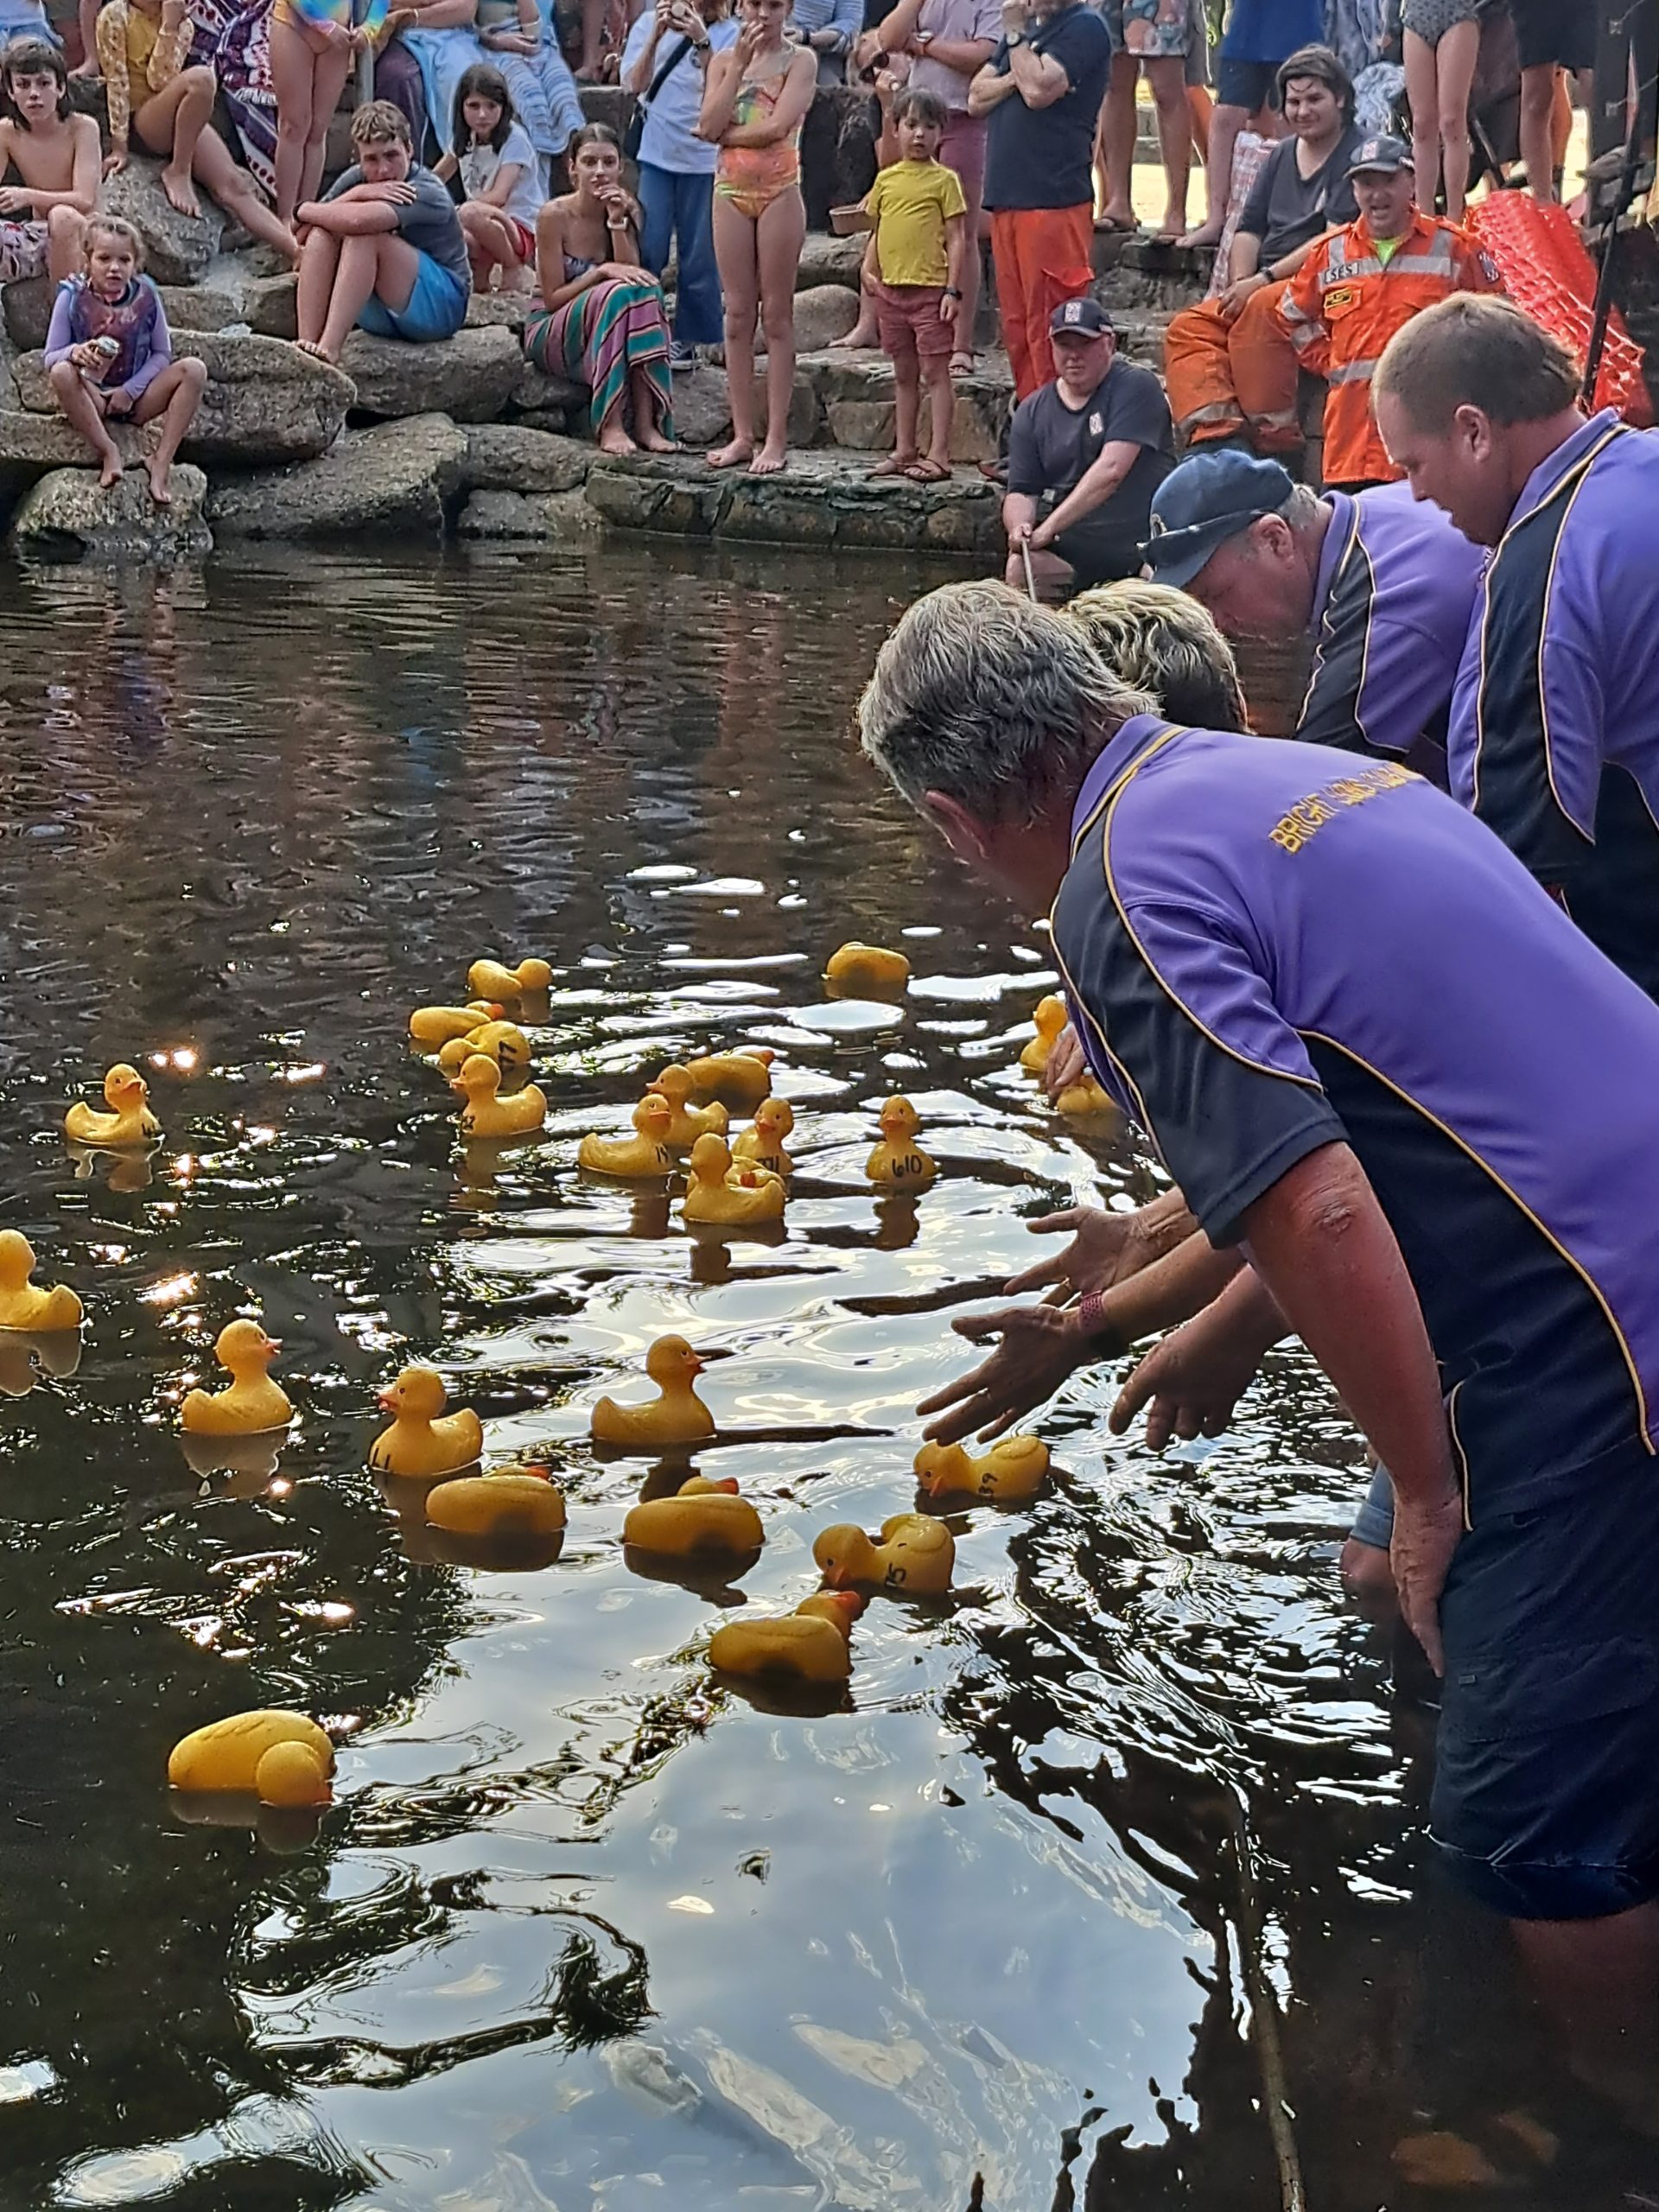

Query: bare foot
left=97, top=449, right=123, bottom=490
left=831, top=324, right=880, bottom=350
left=639, top=428, right=678, bottom=454
left=597, top=427, right=637, bottom=456
left=1179, top=219, right=1224, bottom=247
left=146, top=457, right=173, bottom=505
left=294, top=336, right=338, bottom=364
left=749, top=443, right=786, bottom=476
left=1158, top=205, right=1187, bottom=238
left=70, top=55, right=100, bottom=77
left=707, top=438, right=753, bottom=469
left=161, top=164, right=201, bottom=219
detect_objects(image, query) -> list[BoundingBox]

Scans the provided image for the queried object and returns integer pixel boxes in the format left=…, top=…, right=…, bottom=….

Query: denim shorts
left=357, top=251, right=468, bottom=345
left=1430, top=1441, right=1659, bottom=1920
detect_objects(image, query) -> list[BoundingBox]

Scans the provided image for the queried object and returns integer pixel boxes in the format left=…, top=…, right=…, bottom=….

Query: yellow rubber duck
left=914, top=1435, right=1050, bottom=1504
left=410, top=1001, right=501, bottom=1048
left=64, top=1063, right=161, bottom=1148
left=623, top=1473, right=764, bottom=1557
left=435, top=1020, right=531, bottom=1078
left=369, top=1366, right=484, bottom=1478
left=709, top=1590, right=863, bottom=1683
left=425, top=1464, right=567, bottom=1538
left=578, top=1094, right=679, bottom=1179
left=731, top=1096, right=795, bottom=1178
left=1055, top=1072, right=1116, bottom=1119
left=591, top=1334, right=715, bottom=1446
left=1020, top=995, right=1068, bottom=1075
left=181, top=1319, right=293, bottom=1435
left=467, top=957, right=552, bottom=1002
left=813, top=1512, right=956, bottom=1596
left=824, top=941, right=911, bottom=995
left=455, top=1054, right=548, bottom=1140
left=168, top=1711, right=334, bottom=1806
left=647, top=1065, right=729, bottom=1148
left=0, top=1231, right=81, bottom=1332
left=865, top=1096, right=938, bottom=1189
left=683, top=1050, right=773, bottom=1108
left=682, top=1132, right=786, bottom=1226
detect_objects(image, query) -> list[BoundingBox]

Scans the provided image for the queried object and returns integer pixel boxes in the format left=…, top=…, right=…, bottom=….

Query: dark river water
left=0, top=543, right=1649, bottom=2212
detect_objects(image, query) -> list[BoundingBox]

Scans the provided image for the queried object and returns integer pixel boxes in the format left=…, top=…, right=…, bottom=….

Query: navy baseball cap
left=1347, top=131, right=1413, bottom=176
left=1140, top=450, right=1298, bottom=588
left=1049, top=297, right=1111, bottom=338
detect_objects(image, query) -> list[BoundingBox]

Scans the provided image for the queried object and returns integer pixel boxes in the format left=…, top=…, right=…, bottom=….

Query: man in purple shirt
left=859, top=577, right=1659, bottom=1991
left=1139, top=446, right=1484, bottom=779
left=1376, top=296, right=1659, bottom=1001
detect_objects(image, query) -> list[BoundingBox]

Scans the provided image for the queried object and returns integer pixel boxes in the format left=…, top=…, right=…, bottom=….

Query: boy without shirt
left=0, top=40, right=99, bottom=282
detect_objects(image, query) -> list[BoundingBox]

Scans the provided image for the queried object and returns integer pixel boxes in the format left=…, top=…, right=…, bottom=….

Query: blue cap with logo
left=1140, top=449, right=1298, bottom=589
left=1346, top=131, right=1414, bottom=176
left=1049, top=296, right=1112, bottom=338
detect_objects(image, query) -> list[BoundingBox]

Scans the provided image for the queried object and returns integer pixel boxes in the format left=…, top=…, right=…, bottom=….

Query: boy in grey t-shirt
left=296, top=99, right=470, bottom=362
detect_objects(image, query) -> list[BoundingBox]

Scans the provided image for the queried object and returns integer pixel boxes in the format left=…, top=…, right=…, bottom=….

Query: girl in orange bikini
left=697, top=0, right=815, bottom=474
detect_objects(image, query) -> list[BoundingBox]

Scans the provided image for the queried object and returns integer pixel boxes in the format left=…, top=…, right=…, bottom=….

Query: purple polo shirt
left=1300, top=483, right=1486, bottom=784
left=1447, top=412, right=1659, bottom=998
left=1052, top=714, right=1659, bottom=1514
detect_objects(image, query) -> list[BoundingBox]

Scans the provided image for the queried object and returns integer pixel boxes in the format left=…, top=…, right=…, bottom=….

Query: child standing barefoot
left=861, top=86, right=963, bottom=481
left=43, top=215, right=208, bottom=501
left=434, top=63, right=544, bottom=293
left=697, top=0, right=814, bottom=474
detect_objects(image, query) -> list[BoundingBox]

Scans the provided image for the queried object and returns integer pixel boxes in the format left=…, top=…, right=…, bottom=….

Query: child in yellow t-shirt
left=860, top=86, right=966, bottom=484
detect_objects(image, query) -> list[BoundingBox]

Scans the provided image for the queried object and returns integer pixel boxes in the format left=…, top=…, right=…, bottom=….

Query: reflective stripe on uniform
left=1326, top=358, right=1381, bottom=384
left=1178, top=399, right=1241, bottom=429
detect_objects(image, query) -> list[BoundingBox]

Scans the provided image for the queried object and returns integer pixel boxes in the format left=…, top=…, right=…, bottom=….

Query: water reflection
left=0, top=543, right=1646, bottom=2212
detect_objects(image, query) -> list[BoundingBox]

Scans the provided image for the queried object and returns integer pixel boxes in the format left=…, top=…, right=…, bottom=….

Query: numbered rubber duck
left=1055, top=1071, right=1116, bottom=1120
left=181, top=1319, right=293, bottom=1435
left=168, top=1710, right=334, bottom=1807
left=591, top=1334, right=715, bottom=1446
left=369, top=1366, right=484, bottom=1478
left=410, top=1001, right=502, bottom=1048
left=64, top=1063, right=161, bottom=1148
left=455, top=1053, right=548, bottom=1141
left=467, top=957, right=552, bottom=1003
left=436, top=1020, right=531, bottom=1078
left=813, top=1512, right=955, bottom=1596
left=623, top=1473, right=764, bottom=1557
left=578, top=1093, right=679, bottom=1179
left=824, top=941, right=911, bottom=995
left=914, top=1434, right=1050, bottom=1504
left=683, top=1049, right=774, bottom=1109
left=732, top=1096, right=795, bottom=1178
left=709, top=1590, right=864, bottom=1683
left=1020, top=995, right=1068, bottom=1075
left=0, top=1231, right=82, bottom=1332
left=682, top=1132, right=786, bottom=1225
left=647, top=1065, right=729, bottom=1149
left=865, top=1096, right=938, bottom=1190
left=426, top=1464, right=567, bottom=1538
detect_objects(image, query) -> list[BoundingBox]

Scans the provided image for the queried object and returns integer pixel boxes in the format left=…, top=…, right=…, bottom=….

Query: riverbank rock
left=12, top=333, right=353, bottom=466
left=465, top=290, right=533, bottom=334
left=245, top=273, right=299, bottom=340
left=339, top=324, right=522, bottom=423
left=461, top=423, right=593, bottom=493
left=0, top=407, right=146, bottom=493
left=809, top=352, right=1011, bottom=465
left=791, top=285, right=860, bottom=352
left=10, top=461, right=211, bottom=562
left=457, top=487, right=599, bottom=539
left=102, top=157, right=225, bottom=287
left=582, top=448, right=1000, bottom=555
left=797, top=232, right=866, bottom=291
left=207, top=412, right=467, bottom=538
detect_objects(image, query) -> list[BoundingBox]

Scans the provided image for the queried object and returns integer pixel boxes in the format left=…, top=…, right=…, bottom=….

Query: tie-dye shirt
left=42, top=274, right=172, bottom=400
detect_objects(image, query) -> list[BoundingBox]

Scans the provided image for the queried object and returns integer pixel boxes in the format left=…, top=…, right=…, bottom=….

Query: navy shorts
left=1509, top=0, right=1595, bottom=73
left=1431, top=1441, right=1659, bottom=1920
left=1216, top=54, right=1279, bottom=111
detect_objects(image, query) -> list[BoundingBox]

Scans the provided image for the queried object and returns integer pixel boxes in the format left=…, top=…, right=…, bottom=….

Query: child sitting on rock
left=860, top=85, right=964, bottom=483
left=0, top=39, right=99, bottom=283
left=434, top=62, right=544, bottom=293
left=295, top=98, right=471, bottom=361
left=43, top=213, right=208, bottom=502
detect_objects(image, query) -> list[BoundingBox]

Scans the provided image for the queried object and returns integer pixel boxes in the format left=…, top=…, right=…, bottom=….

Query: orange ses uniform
left=1277, top=210, right=1501, bottom=486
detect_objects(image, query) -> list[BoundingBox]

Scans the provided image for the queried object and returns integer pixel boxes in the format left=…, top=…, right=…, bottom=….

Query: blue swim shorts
left=1430, top=1440, right=1659, bottom=1921
left=1351, top=1460, right=1395, bottom=1549
left=357, top=251, right=468, bottom=345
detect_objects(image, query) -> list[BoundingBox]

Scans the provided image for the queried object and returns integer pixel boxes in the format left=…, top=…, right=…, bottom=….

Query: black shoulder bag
left=624, top=35, right=696, bottom=161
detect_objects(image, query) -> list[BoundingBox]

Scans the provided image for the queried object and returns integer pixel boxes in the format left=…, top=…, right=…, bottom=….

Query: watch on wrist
left=943, top=284, right=963, bottom=297
left=1006, top=29, right=1025, bottom=44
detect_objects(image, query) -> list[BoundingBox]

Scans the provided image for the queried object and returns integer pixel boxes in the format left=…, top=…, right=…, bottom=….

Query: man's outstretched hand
left=1109, top=1300, right=1267, bottom=1450
left=917, top=1302, right=1088, bottom=1446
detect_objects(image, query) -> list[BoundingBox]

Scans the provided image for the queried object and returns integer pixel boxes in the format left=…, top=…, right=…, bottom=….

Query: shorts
left=1103, top=0, right=1188, bottom=58
left=1350, top=1460, right=1395, bottom=1549
left=0, top=217, right=48, bottom=284
left=875, top=281, right=954, bottom=365
left=356, top=249, right=468, bottom=344
left=1215, top=54, right=1278, bottom=109
left=1039, top=491, right=1145, bottom=585
left=938, top=109, right=987, bottom=204
left=1509, top=0, right=1595, bottom=73
left=1431, top=1440, right=1659, bottom=1920
left=493, top=213, right=536, bottom=264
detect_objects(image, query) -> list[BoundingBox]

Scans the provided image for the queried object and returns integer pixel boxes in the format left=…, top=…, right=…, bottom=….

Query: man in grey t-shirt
left=296, top=99, right=470, bottom=364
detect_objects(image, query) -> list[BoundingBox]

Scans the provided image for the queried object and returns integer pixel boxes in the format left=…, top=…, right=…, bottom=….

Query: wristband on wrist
left=1074, top=1289, right=1119, bottom=1349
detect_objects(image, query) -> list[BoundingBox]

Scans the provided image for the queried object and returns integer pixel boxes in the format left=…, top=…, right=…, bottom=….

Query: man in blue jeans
left=623, top=0, right=740, bottom=368
left=1180, top=0, right=1325, bottom=246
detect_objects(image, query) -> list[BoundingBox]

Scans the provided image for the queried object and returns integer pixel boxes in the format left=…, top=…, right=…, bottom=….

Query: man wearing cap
left=1163, top=45, right=1363, bottom=464
left=1141, top=446, right=1484, bottom=775
left=1003, top=297, right=1174, bottom=599
left=1276, top=132, right=1498, bottom=492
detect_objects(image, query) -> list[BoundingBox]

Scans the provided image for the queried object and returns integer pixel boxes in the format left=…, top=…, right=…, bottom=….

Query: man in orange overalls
left=1277, top=133, right=1500, bottom=491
